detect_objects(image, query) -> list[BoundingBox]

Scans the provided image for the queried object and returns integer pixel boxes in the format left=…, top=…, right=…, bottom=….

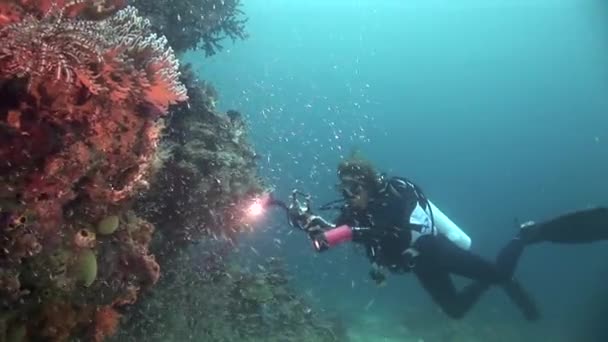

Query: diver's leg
left=501, top=278, right=541, bottom=321
left=415, top=235, right=541, bottom=321
left=495, top=236, right=525, bottom=280
left=437, top=242, right=541, bottom=321
left=413, top=260, right=488, bottom=319
left=522, top=207, right=608, bottom=244
left=417, top=234, right=505, bottom=283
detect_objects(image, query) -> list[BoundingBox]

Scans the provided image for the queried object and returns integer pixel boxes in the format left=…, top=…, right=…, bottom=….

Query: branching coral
left=130, top=0, right=248, bottom=55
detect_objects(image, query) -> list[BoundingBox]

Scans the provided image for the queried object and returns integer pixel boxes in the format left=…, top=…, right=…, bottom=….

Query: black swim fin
left=537, top=207, right=608, bottom=244
left=501, top=278, right=541, bottom=322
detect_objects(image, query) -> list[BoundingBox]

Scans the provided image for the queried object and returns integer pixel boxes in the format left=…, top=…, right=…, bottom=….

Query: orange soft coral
left=0, top=5, right=187, bottom=115
left=0, top=4, right=187, bottom=226
left=92, top=306, right=121, bottom=342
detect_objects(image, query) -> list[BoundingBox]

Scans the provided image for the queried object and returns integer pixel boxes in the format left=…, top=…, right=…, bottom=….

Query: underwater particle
left=74, top=229, right=96, bottom=248
left=76, top=249, right=97, bottom=287
left=97, top=215, right=119, bottom=235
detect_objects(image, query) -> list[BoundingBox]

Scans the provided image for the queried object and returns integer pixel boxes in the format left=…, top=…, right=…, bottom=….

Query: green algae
left=76, top=249, right=97, bottom=287
left=97, top=215, right=120, bottom=235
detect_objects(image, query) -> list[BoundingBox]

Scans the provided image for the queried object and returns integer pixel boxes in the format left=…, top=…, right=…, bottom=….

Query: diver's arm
left=307, top=224, right=373, bottom=252
left=304, top=215, right=336, bottom=230
left=300, top=213, right=373, bottom=252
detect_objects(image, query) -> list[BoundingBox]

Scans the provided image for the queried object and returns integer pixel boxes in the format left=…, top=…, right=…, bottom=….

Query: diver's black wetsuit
left=333, top=176, right=540, bottom=320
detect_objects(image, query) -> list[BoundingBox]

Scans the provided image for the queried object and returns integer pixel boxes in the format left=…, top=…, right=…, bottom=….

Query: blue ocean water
left=185, top=0, right=608, bottom=340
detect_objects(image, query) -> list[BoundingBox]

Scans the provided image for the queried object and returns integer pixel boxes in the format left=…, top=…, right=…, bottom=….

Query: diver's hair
left=336, top=156, right=382, bottom=193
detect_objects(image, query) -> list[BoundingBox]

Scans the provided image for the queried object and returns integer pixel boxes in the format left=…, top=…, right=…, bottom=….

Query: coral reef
left=135, top=64, right=263, bottom=252
left=116, top=245, right=346, bottom=342
left=0, top=0, right=262, bottom=341
left=0, top=1, right=188, bottom=340
left=130, top=0, right=248, bottom=55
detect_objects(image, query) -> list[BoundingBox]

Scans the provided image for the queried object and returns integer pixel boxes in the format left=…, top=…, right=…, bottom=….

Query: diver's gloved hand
left=286, top=206, right=310, bottom=230
left=288, top=210, right=328, bottom=231
left=305, top=216, right=332, bottom=230
left=308, top=229, right=330, bottom=252
left=304, top=221, right=325, bottom=241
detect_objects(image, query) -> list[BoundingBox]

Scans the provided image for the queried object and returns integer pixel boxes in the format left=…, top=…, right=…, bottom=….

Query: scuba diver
left=261, top=152, right=608, bottom=322
left=278, top=156, right=542, bottom=321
